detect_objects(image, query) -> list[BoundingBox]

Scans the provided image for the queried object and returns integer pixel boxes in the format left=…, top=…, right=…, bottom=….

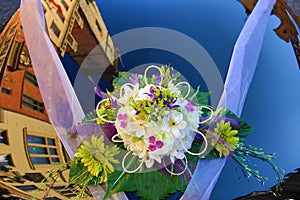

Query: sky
left=95, top=0, right=300, bottom=199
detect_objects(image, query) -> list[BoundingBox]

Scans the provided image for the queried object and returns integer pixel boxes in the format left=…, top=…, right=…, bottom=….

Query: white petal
left=176, top=152, right=185, bottom=160
left=138, top=152, right=145, bottom=159
left=172, top=128, right=181, bottom=138
left=170, top=154, right=175, bottom=164
left=154, top=156, right=161, bottom=163
left=177, top=120, right=187, bottom=130
left=145, top=159, right=154, bottom=168
left=136, top=129, right=145, bottom=137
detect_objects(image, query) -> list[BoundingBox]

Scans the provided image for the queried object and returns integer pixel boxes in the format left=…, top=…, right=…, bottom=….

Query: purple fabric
left=181, top=0, right=276, bottom=199
left=20, top=0, right=85, bottom=158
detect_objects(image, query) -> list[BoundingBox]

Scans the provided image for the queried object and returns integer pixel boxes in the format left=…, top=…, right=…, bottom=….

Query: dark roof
left=0, top=0, right=20, bottom=33
left=236, top=168, right=300, bottom=200
left=285, top=0, right=300, bottom=19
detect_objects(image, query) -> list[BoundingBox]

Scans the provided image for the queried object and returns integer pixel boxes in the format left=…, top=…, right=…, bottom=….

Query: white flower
left=119, top=83, right=139, bottom=104
left=135, top=84, right=157, bottom=101
left=170, top=151, right=185, bottom=164
left=127, top=120, right=148, bottom=137
left=167, top=82, right=181, bottom=96
left=145, top=152, right=162, bottom=168
left=120, top=134, right=147, bottom=155
left=181, top=100, right=200, bottom=129
left=162, top=110, right=187, bottom=138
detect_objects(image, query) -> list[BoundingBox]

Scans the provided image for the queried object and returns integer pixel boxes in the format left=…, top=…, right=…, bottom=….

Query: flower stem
left=112, top=155, right=137, bottom=187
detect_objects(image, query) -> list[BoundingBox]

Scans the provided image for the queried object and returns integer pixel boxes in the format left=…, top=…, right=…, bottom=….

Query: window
left=57, top=10, right=65, bottom=22
left=0, top=39, right=10, bottom=56
left=27, top=135, right=45, bottom=144
left=15, top=185, right=38, bottom=191
left=74, top=10, right=83, bottom=28
left=61, top=0, right=69, bottom=11
left=1, top=87, right=11, bottom=95
left=25, top=71, right=38, bottom=87
left=27, top=135, right=60, bottom=165
left=67, top=34, right=74, bottom=46
left=48, top=138, right=56, bottom=146
left=9, top=24, right=17, bottom=35
left=0, top=130, right=8, bottom=144
left=95, top=20, right=102, bottom=34
left=52, top=186, right=77, bottom=197
left=22, top=95, right=44, bottom=113
left=44, top=197, right=61, bottom=200
left=66, top=34, right=78, bottom=52
left=50, top=22, right=60, bottom=37
left=24, top=172, right=45, bottom=183
left=0, top=154, right=13, bottom=166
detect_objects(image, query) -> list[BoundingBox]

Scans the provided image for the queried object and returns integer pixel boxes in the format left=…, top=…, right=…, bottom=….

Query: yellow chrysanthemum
left=214, top=120, right=239, bottom=147
left=75, top=135, right=120, bottom=183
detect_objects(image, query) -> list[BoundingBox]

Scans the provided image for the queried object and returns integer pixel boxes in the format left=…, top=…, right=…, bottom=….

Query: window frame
left=0, top=129, right=8, bottom=145
left=23, top=128, right=61, bottom=169
left=22, top=94, right=44, bottom=113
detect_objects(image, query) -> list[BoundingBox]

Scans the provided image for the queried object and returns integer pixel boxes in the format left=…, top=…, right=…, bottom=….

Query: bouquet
left=46, top=65, right=283, bottom=199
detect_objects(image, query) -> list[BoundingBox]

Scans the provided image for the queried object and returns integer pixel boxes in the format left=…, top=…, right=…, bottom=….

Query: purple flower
left=145, top=86, right=158, bottom=100
left=154, top=74, right=162, bottom=84
left=184, top=102, right=195, bottom=112
left=149, top=136, right=156, bottom=144
left=110, top=98, right=119, bottom=109
left=94, top=86, right=110, bottom=99
left=168, top=98, right=180, bottom=109
left=148, top=136, right=163, bottom=151
left=148, top=144, right=157, bottom=152
left=117, top=113, right=128, bottom=121
left=199, top=116, right=240, bottom=130
left=129, top=74, right=139, bottom=84
left=70, top=125, right=77, bottom=133
left=120, top=121, right=127, bottom=129
left=156, top=140, right=164, bottom=149
left=101, top=123, right=117, bottom=141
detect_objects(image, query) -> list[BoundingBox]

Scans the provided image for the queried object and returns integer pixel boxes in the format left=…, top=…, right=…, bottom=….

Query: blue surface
left=95, top=0, right=300, bottom=199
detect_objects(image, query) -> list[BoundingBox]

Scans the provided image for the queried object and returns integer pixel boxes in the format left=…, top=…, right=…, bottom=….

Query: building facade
left=0, top=0, right=118, bottom=199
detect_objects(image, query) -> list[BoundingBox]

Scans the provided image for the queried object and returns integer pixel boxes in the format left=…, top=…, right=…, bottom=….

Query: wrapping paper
left=19, top=0, right=275, bottom=199
left=20, top=0, right=85, bottom=158
left=181, top=0, right=276, bottom=199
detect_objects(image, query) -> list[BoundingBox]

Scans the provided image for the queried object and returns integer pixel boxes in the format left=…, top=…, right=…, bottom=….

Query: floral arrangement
left=46, top=65, right=283, bottom=199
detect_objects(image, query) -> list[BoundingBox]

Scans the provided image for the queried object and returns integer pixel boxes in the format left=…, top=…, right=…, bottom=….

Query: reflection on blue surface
left=51, top=157, right=60, bottom=163
left=94, top=0, right=300, bottom=199
left=30, top=157, right=50, bottom=164
left=28, top=146, right=47, bottom=154
left=15, top=185, right=38, bottom=191
left=49, top=148, right=58, bottom=155
left=47, top=138, right=56, bottom=146
left=27, top=135, right=45, bottom=144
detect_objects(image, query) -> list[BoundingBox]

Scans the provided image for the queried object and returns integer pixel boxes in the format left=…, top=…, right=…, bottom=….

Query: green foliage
left=104, top=170, right=186, bottom=200
left=82, top=110, right=97, bottom=123
left=69, top=157, right=103, bottom=186
left=68, top=135, right=121, bottom=198
left=232, top=143, right=284, bottom=196
left=189, top=85, right=210, bottom=106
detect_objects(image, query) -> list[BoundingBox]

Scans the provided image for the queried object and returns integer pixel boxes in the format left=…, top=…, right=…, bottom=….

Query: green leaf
left=68, top=157, right=87, bottom=185
left=105, top=170, right=186, bottom=200
left=188, top=85, right=210, bottom=106
left=104, top=171, right=135, bottom=199
left=82, top=110, right=97, bottom=123
left=68, top=157, right=104, bottom=186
